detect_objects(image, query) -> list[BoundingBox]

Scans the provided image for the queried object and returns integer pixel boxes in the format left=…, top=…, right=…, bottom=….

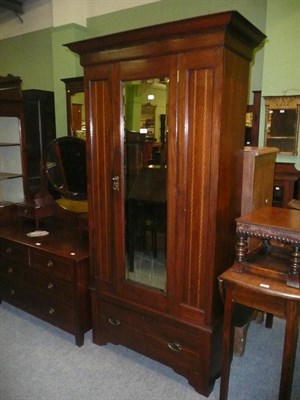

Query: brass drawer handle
left=9, top=289, right=15, bottom=296
left=49, top=307, right=55, bottom=315
left=47, top=282, right=54, bottom=290
left=47, top=260, right=54, bottom=268
left=108, top=317, right=120, bottom=326
left=167, top=342, right=182, bottom=352
left=5, top=247, right=12, bottom=254
left=7, top=267, right=13, bottom=274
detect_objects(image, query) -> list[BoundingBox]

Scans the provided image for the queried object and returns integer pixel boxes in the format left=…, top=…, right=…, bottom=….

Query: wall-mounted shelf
left=0, top=172, right=23, bottom=180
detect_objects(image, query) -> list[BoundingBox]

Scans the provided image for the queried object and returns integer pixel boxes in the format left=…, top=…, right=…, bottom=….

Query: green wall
left=0, top=0, right=267, bottom=137
left=87, top=0, right=267, bottom=34
left=260, top=0, right=300, bottom=168
left=0, top=24, right=86, bottom=137
left=87, top=0, right=267, bottom=98
left=51, top=24, right=87, bottom=137
left=0, top=28, right=54, bottom=90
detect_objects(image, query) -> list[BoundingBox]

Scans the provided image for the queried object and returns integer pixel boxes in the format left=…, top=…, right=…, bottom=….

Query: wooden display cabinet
left=0, top=76, right=27, bottom=207
left=67, top=11, right=266, bottom=396
left=0, top=77, right=58, bottom=227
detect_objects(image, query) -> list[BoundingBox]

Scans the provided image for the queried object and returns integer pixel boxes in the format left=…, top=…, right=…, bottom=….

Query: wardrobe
left=67, top=11, right=265, bottom=396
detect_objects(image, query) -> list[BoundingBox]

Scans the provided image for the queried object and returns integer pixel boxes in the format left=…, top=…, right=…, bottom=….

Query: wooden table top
left=219, top=267, right=300, bottom=301
left=0, top=221, right=89, bottom=261
left=235, top=207, right=300, bottom=245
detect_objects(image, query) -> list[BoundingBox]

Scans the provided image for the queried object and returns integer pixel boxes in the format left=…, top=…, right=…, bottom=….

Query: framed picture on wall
left=264, top=95, right=300, bottom=156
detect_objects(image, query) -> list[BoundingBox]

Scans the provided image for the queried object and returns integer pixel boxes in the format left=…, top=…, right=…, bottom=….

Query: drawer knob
left=47, top=260, right=54, bottom=268
left=7, top=267, right=13, bottom=274
left=9, top=289, right=15, bottom=296
left=47, top=282, right=54, bottom=290
left=108, top=317, right=120, bottom=326
left=5, top=247, right=12, bottom=254
left=168, top=342, right=182, bottom=352
left=49, top=307, right=55, bottom=315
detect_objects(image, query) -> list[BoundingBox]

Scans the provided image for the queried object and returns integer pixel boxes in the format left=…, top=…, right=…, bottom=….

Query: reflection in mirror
left=123, top=78, right=168, bottom=291
left=61, top=77, right=86, bottom=138
left=70, top=92, right=86, bottom=139
left=264, top=96, right=300, bottom=155
left=45, top=136, right=87, bottom=200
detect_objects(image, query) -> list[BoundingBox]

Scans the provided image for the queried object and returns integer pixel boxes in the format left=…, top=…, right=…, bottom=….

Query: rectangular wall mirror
left=264, top=95, right=300, bottom=155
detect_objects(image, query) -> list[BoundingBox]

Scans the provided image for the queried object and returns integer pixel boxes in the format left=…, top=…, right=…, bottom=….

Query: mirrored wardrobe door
left=115, top=56, right=177, bottom=303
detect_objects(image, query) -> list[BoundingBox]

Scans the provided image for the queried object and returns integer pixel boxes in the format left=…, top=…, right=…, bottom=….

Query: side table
left=218, top=269, right=300, bottom=400
left=218, top=207, right=300, bottom=400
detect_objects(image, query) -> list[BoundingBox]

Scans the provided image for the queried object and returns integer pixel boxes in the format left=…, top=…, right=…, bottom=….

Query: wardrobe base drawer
left=93, top=298, right=206, bottom=374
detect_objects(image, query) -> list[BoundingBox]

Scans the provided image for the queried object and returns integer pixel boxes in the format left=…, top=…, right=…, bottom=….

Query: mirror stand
left=16, top=162, right=55, bottom=229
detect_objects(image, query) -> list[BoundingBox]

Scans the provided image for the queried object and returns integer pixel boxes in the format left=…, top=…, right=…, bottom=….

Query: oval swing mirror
left=45, top=136, right=87, bottom=202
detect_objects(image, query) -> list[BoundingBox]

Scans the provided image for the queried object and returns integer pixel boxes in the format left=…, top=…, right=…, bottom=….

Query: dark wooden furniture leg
left=75, top=331, right=84, bottom=347
left=279, top=300, right=299, bottom=400
left=220, top=285, right=234, bottom=400
left=265, top=312, right=274, bottom=328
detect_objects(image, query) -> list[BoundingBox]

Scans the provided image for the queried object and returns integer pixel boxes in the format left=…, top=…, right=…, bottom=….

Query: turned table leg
left=232, top=233, right=248, bottom=273
left=287, top=245, right=300, bottom=288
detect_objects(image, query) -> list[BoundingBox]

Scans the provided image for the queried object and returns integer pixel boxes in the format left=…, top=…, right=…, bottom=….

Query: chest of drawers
left=0, top=223, right=90, bottom=346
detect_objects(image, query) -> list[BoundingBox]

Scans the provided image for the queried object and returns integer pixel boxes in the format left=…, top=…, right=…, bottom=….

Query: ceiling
left=0, top=0, right=25, bottom=17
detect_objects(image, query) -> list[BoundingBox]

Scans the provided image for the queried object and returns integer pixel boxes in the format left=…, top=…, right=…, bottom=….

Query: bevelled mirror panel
left=123, top=78, right=168, bottom=291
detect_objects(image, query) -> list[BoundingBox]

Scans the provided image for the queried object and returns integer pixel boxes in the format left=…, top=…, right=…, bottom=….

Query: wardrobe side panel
left=174, top=47, right=223, bottom=324
left=86, top=69, right=115, bottom=291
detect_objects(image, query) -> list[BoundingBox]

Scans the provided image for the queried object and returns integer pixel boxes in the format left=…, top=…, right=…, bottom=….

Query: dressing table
left=0, top=135, right=90, bottom=346
left=0, top=76, right=90, bottom=346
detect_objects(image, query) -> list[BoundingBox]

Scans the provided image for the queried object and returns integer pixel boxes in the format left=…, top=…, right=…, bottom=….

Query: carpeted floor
left=0, top=302, right=299, bottom=400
